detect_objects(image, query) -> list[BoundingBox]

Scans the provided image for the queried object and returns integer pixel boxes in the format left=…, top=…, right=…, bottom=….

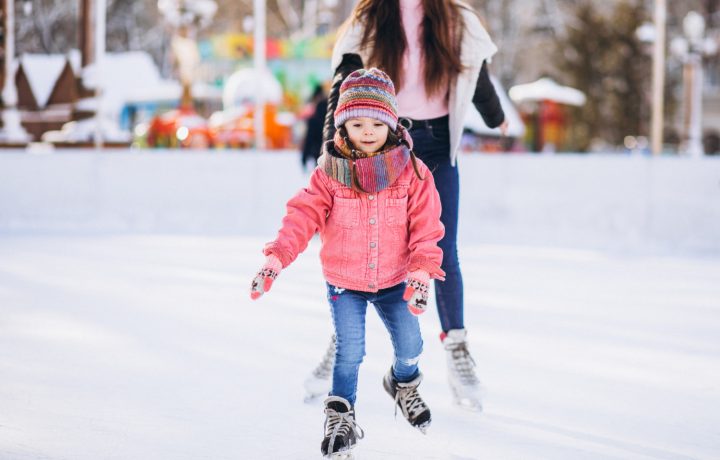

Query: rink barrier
left=0, top=149, right=718, bottom=254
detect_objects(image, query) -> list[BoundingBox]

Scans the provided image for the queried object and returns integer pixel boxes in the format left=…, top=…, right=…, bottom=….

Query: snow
left=1, top=152, right=719, bottom=459
left=509, top=78, right=587, bottom=106
left=19, top=54, right=68, bottom=108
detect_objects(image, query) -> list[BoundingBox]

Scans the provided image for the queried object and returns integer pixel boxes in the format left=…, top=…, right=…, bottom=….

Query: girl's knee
left=396, top=353, right=421, bottom=367
left=335, top=339, right=366, bottom=365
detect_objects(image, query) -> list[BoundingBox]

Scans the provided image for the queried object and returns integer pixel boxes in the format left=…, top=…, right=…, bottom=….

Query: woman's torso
left=395, top=0, right=449, bottom=120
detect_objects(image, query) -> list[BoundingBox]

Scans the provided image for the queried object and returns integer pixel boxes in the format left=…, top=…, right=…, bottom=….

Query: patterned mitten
left=403, top=270, right=430, bottom=316
left=250, top=254, right=282, bottom=300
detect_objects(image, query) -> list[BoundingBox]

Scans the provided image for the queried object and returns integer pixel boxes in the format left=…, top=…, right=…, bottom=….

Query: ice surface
left=1, top=235, right=718, bottom=459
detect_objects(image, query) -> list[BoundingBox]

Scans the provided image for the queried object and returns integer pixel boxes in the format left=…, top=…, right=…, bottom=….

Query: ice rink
left=2, top=234, right=719, bottom=459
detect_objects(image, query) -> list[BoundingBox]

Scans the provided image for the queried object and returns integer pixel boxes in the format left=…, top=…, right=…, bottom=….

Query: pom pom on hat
left=334, top=68, right=398, bottom=131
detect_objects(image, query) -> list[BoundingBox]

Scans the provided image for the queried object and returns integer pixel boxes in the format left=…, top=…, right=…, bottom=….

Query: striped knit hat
left=334, top=68, right=398, bottom=131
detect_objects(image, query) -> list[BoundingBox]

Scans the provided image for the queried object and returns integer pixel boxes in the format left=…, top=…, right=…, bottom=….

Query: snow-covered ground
left=1, top=234, right=719, bottom=459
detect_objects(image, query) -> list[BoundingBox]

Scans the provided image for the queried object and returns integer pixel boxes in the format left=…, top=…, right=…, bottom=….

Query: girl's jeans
left=328, top=282, right=423, bottom=406
left=406, top=115, right=464, bottom=332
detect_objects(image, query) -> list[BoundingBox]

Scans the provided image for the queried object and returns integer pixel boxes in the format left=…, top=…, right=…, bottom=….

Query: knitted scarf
left=319, top=128, right=412, bottom=193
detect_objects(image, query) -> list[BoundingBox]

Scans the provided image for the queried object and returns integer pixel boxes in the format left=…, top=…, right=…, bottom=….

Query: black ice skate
left=382, top=368, right=432, bottom=433
left=321, top=396, right=364, bottom=459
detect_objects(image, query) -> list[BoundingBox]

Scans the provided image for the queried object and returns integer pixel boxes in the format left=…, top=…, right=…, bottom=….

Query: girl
left=250, top=68, right=445, bottom=458
left=305, top=0, right=508, bottom=411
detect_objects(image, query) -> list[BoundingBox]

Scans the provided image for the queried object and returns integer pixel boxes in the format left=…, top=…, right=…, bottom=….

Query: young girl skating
left=250, top=68, right=445, bottom=458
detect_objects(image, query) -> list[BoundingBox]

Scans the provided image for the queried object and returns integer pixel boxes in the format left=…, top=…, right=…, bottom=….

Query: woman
left=304, top=0, right=507, bottom=412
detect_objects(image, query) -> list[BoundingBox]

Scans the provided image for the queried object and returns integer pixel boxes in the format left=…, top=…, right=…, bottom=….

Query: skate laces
left=312, top=336, right=336, bottom=380
left=394, top=385, right=428, bottom=420
left=449, top=342, right=479, bottom=386
left=324, top=407, right=365, bottom=442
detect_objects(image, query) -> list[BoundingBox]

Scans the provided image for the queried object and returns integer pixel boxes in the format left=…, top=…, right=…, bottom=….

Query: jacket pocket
left=330, top=196, right=359, bottom=228
left=385, top=196, right=408, bottom=227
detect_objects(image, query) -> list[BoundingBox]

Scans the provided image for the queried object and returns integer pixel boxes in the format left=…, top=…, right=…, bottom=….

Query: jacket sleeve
left=472, top=60, right=506, bottom=129
left=322, top=53, right=364, bottom=143
left=263, top=169, right=333, bottom=268
left=406, top=162, right=446, bottom=280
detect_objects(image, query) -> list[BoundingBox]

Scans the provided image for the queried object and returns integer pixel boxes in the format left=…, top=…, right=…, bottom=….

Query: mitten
left=403, top=270, right=430, bottom=316
left=250, top=254, right=282, bottom=300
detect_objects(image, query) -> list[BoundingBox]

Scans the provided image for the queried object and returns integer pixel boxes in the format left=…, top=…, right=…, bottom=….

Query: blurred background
left=0, top=0, right=719, bottom=155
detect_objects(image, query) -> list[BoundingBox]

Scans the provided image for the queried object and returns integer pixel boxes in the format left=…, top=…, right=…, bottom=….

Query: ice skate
left=321, top=396, right=364, bottom=459
left=304, top=335, right=336, bottom=402
left=382, top=368, right=432, bottom=433
left=442, top=329, right=482, bottom=411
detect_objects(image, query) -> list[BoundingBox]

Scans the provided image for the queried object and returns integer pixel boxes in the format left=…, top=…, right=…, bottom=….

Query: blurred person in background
left=300, top=84, right=329, bottom=171
left=303, top=0, right=508, bottom=412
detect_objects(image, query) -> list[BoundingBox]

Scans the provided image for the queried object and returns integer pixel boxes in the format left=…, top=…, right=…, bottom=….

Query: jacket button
left=368, top=283, right=375, bottom=289
left=369, top=218, right=376, bottom=225
left=369, top=242, right=376, bottom=248
left=368, top=195, right=375, bottom=200
left=369, top=263, right=375, bottom=269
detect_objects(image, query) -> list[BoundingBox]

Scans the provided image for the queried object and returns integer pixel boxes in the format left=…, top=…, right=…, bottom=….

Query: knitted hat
left=334, top=68, right=398, bottom=131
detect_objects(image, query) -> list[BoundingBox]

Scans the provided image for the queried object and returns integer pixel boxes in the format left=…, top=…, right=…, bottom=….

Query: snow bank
left=0, top=150, right=718, bottom=254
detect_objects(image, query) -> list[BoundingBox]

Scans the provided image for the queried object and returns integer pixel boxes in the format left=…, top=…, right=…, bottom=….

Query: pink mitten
left=403, top=270, right=430, bottom=316
left=250, top=254, right=282, bottom=300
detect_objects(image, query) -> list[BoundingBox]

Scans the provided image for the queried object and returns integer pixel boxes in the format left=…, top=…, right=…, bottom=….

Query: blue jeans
left=406, top=115, right=464, bottom=332
left=328, top=282, right=423, bottom=406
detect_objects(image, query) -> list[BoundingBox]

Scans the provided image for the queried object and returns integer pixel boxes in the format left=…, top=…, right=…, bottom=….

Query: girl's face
left=345, top=117, right=389, bottom=154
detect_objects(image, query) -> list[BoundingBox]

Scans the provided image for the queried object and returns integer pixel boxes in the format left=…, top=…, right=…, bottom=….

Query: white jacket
left=331, top=3, right=497, bottom=166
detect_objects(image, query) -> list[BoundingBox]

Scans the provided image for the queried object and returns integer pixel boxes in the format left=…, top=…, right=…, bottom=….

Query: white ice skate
left=304, top=335, right=336, bottom=402
left=442, top=329, right=482, bottom=411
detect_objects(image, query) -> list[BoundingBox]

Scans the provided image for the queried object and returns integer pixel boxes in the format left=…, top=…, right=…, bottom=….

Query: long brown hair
left=350, top=0, right=464, bottom=96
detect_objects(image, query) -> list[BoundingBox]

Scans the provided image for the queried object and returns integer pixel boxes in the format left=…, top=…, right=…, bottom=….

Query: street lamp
left=671, top=11, right=718, bottom=157
left=635, top=1, right=668, bottom=156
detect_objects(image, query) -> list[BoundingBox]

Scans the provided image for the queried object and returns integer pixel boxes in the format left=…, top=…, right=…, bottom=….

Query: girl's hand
left=250, top=254, right=282, bottom=300
left=499, top=120, right=509, bottom=136
left=403, top=270, right=430, bottom=316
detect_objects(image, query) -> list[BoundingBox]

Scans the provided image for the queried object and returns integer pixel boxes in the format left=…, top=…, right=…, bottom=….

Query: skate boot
left=382, top=368, right=432, bottom=433
left=442, top=329, right=482, bottom=411
left=321, top=396, right=364, bottom=459
left=304, top=335, right=336, bottom=402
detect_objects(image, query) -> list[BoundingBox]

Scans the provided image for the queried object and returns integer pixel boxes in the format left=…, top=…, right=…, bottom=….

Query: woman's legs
left=408, top=116, right=463, bottom=332
left=431, top=160, right=464, bottom=331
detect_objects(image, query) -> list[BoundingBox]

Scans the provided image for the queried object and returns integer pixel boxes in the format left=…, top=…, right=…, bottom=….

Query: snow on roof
left=19, top=54, right=70, bottom=108
left=85, top=51, right=216, bottom=118
left=67, top=49, right=82, bottom=74
left=464, top=75, right=525, bottom=137
left=509, top=78, right=587, bottom=106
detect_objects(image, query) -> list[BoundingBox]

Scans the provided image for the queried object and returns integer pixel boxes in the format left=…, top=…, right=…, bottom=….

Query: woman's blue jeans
left=406, top=115, right=464, bottom=332
left=328, top=282, right=423, bottom=406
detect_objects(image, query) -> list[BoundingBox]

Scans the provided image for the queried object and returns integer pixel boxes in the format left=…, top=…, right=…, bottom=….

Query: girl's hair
left=349, top=0, right=464, bottom=97
left=338, top=126, right=426, bottom=194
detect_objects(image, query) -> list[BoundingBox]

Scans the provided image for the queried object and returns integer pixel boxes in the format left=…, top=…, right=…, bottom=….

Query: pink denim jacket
left=264, top=158, right=445, bottom=292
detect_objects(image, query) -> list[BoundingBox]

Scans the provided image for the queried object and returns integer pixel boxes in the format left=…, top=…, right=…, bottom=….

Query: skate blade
left=416, top=423, right=429, bottom=435
left=326, top=449, right=355, bottom=459
left=453, top=396, right=483, bottom=412
left=450, top=385, right=483, bottom=412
